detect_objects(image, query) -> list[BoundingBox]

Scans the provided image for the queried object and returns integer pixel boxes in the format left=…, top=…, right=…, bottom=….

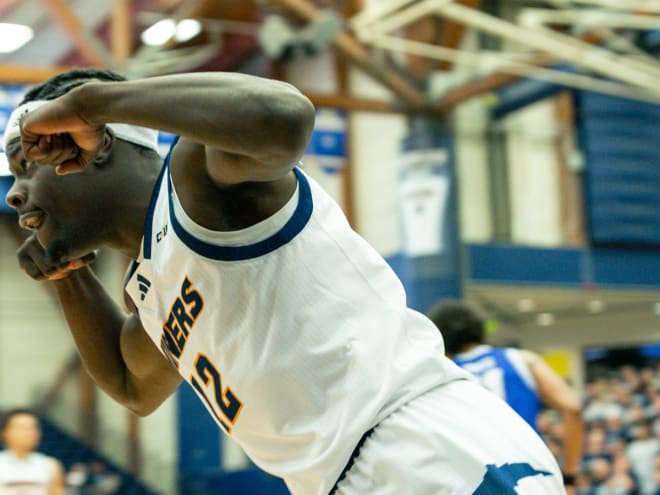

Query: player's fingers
left=47, top=134, right=79, bottom=164
left=22, top=140, right=48, bottom=163
left=47, top=148, right=78, bottom=168
left=44, top=250, right=98, bottom=280
left=16, top=246, right=48, bottom=281
left=55, top=160, right=85, bottom=176
left=79, top=250, right=98, bottom=264
left=65, top=251, right=97, bottom=271
left=18, top=235, right=72, bottom=279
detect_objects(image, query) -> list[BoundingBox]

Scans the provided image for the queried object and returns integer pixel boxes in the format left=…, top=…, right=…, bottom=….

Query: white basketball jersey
left=0, top=452, right=56, bottom=495
left=125, top=144, right=468, bottom=495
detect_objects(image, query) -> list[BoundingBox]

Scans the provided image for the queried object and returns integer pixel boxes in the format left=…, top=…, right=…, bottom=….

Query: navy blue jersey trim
left=127, top=260, right=139, bottom=280
left=166, top=166, right=313, bottom=261
left=329, top=425, right=377, bottom=495
left=142, top=137, right=180, bottom=259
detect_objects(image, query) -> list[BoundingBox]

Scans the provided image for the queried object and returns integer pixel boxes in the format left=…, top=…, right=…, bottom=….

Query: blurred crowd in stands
left=540, top=364, right=660, bottom=495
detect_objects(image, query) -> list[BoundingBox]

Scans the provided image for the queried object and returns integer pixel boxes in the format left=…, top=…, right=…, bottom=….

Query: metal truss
left=350, top=0, right=660, bottom=103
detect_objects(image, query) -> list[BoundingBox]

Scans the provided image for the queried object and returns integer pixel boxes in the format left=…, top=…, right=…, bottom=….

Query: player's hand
left=20, top=92, right=106, bottom=175
left=16, top=234, right=97, bottom=281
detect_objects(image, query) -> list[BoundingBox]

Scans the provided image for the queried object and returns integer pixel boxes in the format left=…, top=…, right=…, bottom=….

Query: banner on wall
left=301, top=108, right=346, bottom=208
left=399, top=148, right=451, bottom=257
left=393, top=118, right=462, bottom=311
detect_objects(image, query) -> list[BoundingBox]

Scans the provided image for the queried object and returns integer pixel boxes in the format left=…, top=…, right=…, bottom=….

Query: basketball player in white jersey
left=5, top=69, right=567, bottom=494
left=0, top=409, right=65, bottom=495
left=428, top=301, right=584, bottom=494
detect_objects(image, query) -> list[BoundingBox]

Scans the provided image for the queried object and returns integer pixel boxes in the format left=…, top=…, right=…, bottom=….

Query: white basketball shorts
left=334, top=379, right=566, bottom=495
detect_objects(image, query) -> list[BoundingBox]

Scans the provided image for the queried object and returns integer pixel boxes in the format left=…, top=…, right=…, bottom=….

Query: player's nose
left=5, top=184, right=27, bottom=210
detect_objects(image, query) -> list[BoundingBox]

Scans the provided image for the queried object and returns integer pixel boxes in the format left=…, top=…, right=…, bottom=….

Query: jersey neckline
left=142, top=137, right=314, bottom=261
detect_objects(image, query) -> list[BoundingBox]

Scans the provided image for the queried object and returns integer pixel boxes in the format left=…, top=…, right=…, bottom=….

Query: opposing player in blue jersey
left=5, top=68, right=566, bottom=494
left=429, top=300, right=583, bottom=493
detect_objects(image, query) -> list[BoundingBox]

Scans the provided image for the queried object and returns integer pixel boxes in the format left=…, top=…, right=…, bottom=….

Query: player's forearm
left=72, top=73, right=314, bottom=166
left=561, top=408, right=584, bottom=475
left=52, top=267, right=131, bottom=402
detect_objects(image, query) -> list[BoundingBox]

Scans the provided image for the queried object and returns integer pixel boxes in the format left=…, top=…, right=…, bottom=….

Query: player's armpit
left=119, top=315, right=182, bottom=416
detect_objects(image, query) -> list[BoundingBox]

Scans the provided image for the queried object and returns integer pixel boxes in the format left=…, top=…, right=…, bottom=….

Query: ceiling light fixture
left=587, top=300, right=606, bottom=314
left=0, top=23, right=34, bottom=53
left=175, top=19, right=202, bottom=43
left=516, top=298, right=536, bottom=313
left=141, top=19, right=176, bottom=46
left=141, top=18, right=203, bottom=46
left=536, top=313, right=555, bottom=327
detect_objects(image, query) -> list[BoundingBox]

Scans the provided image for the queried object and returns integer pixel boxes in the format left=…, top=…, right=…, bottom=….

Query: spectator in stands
left=428, top=300, right=584, bottom=493
left=608, top=453, right=639, bottom=495
left=575, top=472, right=593, bottom=495
left=585, top=457, right=611, bottom=494
left=626, top=421, right=660, bottom=495
left=0, top=408, right=65, bottom=495
left=584, top=388, right=624, bottom=424
left=544, top=361, right=660, bottom=495
left=65, top=463, right=89, bottom=495
left=604, top=414, right=627, bottom=446
left=583, top=424, right=609, bottom=462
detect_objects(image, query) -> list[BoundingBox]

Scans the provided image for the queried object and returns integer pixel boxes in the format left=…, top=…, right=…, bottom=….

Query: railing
left=35, top=351, right=144, bottom=474
left=34, top=353, right=168, bottom=494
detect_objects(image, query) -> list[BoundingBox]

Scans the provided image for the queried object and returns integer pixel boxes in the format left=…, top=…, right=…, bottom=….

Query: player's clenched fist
left=16, top=234, right=96, bottom=281
left=20, top=88, right=106, bottom=175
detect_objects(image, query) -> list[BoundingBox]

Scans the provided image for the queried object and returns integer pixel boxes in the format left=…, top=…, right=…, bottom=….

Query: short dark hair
left=20, top=68, right=126, bottom=104
left=427, top=300, right=485, bottom=355
left=0, top=408, right=39, bottom=431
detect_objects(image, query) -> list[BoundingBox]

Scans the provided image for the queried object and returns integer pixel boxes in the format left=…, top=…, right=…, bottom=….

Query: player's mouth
left=19, top=210, right=45, bottom=231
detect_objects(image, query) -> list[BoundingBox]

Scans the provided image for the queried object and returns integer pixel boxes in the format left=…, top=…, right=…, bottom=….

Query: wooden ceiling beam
left=435, top=53, right=557, bottom=112
left=305, top=92, right=407, bottom=113
left=404, top=15, right=444, bottom=81
left=0, top=0, right=20, bottom=17
left=162, top=0, right=217, bottom=48
left=39, top=0, right=114, bottom=68
left=0, top=63, right=75, bottom=84
left=437, top=0, right=481, bottom=71
left=278, top=0, right=426, bottom=107
left=112, top=0, right=133, bottom=64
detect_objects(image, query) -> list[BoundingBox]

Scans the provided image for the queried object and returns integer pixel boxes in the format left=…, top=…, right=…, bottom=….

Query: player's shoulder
left=512, top=348, right=540, bottom=364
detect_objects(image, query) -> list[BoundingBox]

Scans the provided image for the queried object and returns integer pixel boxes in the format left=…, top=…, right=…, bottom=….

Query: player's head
left=427, top=300, right=485, bottom=356
left=0, top=408, right=41, bottom=453
left=3, top=68, right=162, bottom=264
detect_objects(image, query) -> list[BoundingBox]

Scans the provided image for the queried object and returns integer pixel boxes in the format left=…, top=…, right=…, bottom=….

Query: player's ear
left=92, top=127, right=115, bottom=166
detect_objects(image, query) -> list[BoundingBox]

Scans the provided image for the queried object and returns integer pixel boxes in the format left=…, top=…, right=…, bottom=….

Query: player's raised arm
left=20, top=73, right=316, bottom=184
left=15, top=234, right=181, bottom=416
left=53, top=267, right=182, bottom=416
left=521, top=350, right=584, bottom=489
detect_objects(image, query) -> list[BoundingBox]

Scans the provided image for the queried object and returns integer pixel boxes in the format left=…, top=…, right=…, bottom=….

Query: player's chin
left=42, top=222, right=100, bottom=266
left=43, top=233, right=87, bottom=266
left=43, top=238, right=73, bottom=266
